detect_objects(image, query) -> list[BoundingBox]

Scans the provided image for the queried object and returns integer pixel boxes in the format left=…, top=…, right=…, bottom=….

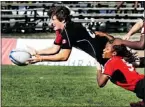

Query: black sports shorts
left=134, top=78, right=145, bottom=100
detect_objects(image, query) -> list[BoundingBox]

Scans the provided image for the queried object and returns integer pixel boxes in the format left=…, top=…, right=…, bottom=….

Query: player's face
left=103, top=43, right=114, bottom=58
left=51, top=15, right=64, bottom=31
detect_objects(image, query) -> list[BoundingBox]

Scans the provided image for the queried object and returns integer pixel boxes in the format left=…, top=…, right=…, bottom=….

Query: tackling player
left=95, top=19, right=145, bottom=67
left=96, top=40, right=145, bottom=107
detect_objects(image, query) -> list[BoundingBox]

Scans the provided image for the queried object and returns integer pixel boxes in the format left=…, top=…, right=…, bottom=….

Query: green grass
left=2, top=65, right=144, bottom=107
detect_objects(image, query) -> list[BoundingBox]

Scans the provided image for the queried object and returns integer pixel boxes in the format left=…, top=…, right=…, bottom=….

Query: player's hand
left=122, top=34, right=131, bottom=40
left=27, top=55, right=43, bottom=64
left=26, top=46, right=37, bottom=56
left=96, top=62, right=102, bottom=71
left=95, top=31, right=108, bottom=37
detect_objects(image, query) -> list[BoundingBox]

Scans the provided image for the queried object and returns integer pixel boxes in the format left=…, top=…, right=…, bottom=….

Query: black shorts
left=134, top=78, right=145, bottom=100
left=139, top=57, right=145, bottom=68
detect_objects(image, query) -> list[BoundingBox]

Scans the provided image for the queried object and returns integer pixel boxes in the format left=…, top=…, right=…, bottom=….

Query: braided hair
left=112, top=44, right=137, bottom=63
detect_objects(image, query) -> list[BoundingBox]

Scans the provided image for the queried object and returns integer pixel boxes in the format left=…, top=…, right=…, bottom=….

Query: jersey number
left=122, top=59, right=134, bottom=72
left=126, top=63, right=134, bottom=72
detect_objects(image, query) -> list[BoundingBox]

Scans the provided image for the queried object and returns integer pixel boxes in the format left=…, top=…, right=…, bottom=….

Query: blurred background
left=1, top=1, right=144, bottom=34
left=1, top=1, right=144, bottom=65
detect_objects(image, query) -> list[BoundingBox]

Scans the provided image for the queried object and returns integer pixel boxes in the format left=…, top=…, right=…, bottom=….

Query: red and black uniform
left=103, top=56, right=144, bottom=100
left=54, top=22, right=108, bottom=65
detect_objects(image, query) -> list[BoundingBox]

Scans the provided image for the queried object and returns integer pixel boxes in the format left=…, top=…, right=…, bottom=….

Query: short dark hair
left=50, top=6, right=71, bottom=22
left=47, top=5, right=56, bottom=16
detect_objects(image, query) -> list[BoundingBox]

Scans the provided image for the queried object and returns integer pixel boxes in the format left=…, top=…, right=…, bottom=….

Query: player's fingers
left=27, top=56, right=41, bottom=63
left=122, top=36, right=127, bottom=40
left=25, top=59, right=35, bottom=64
left=126, top=37, right=130, bottom=40
left=26, top=45, right=37, bottom=56
left=124, top=37, right=129, bottom=40
left=26, top=59, right=37, bottom=64
left=123, top=34, right=130, bottom=40
left=27, top=58, right=34, bottom=61
left=25, top=61, right=31, bottom=65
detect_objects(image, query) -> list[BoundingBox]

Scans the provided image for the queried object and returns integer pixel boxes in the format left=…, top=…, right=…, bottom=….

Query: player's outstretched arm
left=95, top=31, right=114, bottom=41
left=37, top=44, right=61, bottom=55
left=110, top=37, right=145, bottom=50
left=121, top=35, right=145, bottom=50
left=27, top=44, right=61, bottom=56
left=123, top=19, right=143, bottom=40
left=28, top=49, right=71, bottom=63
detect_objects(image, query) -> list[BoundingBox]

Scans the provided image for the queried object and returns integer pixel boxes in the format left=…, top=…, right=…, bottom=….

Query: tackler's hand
left=122, top=34, right=131, bottom=40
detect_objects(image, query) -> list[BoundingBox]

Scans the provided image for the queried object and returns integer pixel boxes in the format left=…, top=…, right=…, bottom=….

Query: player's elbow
left=136, top=41, right=145, bottom=50
left=139, top=46, right=144, bottom=50
left=98, top=82, right=105, bottom=88
left=59, top=49, right=71, bottom=61
left=97, top=80, right=105, bottom=88
left=61, top=57, right=68, bottom=61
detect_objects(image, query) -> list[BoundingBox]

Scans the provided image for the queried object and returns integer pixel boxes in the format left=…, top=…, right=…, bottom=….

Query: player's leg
left=139, top=57, right=145, bottom=68
left=131, top=78, right=145, bottom=107
left=130, top=78, right=145, bottom=107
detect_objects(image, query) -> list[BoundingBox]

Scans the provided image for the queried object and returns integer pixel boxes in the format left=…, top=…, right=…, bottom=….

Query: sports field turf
left=2, top=65, right=144, bottom=107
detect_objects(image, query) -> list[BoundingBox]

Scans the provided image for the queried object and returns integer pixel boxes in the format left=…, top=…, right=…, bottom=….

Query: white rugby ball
left=9, top=49, right=31, bottom=66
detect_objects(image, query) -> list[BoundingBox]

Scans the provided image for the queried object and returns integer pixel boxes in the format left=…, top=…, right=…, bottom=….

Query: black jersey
left=54, top=21, right=108, bottom=65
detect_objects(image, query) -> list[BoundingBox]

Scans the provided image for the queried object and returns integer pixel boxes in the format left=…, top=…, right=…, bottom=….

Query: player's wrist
left=127, top=32, right=132, bottom=37
left=39, top=56, right=44, bottom=62
left=35, top=54, right=43, bottom=62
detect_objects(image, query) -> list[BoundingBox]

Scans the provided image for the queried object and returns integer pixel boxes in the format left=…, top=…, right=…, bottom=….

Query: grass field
left=2, top=65, right=144, bottom=107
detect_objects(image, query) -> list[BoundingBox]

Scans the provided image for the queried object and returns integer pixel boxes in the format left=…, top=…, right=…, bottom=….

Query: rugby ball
left=9, top=49, right=31, bottom=66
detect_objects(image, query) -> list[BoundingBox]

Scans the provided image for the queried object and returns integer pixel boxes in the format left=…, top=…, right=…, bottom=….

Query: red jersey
left=103, top=56, right=144, bottom=91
